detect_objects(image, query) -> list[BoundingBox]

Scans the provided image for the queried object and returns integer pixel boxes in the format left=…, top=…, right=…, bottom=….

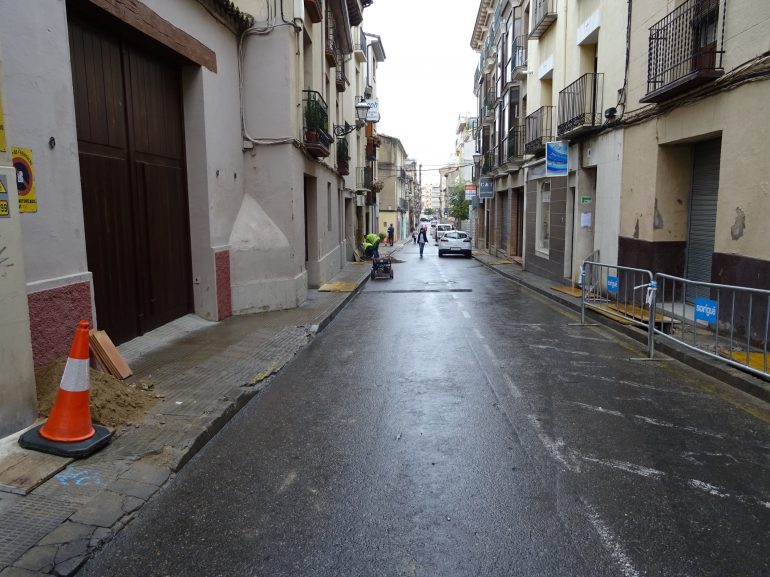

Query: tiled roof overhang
left=198, top=0, right=254, bottom=33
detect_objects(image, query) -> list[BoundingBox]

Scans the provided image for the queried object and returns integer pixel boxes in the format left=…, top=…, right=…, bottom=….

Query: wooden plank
left=98, top=331, right=132, bottom=378
left=92, top=331, right=132, bottom=379
left=90, top=331, right=118, bottom=377
left=0, top=432, right=71, bottom=495
left=607, top=302, right=680, bottom=325
left=85, top=0, right=217, bottom=72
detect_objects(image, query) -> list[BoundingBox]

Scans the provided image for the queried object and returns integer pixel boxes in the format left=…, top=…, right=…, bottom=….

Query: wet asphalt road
left=79, top=240, right=770, bottom=577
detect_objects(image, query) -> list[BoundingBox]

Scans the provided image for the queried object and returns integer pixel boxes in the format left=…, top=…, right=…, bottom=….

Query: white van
left=434, top=223, right=455, bottom=240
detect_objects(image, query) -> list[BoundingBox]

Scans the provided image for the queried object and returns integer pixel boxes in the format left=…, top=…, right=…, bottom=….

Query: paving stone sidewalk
left=0, top=251, right=405, bottom=577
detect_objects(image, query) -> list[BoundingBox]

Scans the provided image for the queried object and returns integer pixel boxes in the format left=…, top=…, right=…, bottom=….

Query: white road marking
left=473, top=328, right=484, bottom=340
left=529, top=344, right=591, bottom=356
left=568, top=401, right=624, bottom=417
left=503, top=373, right=522, bottom=398
left=631, top=415, right=725, bottom=440
left=483, top=343, right=497, bottom=360
left=584, top=503, right=643, bottom=577
left=566, top=401, right=727, bottom=440
left=461, top=310, right=470, bottom=319
left=276, top=471, right=297, bottom=495
left=579, top=455, right=665, bottom=480
left=526, top=415, right=580, bottom=472
left=688, top=479, right=731, bottom=498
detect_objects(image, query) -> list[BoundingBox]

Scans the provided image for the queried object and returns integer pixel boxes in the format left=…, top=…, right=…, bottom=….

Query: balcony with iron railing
left=353, top=27, right=366, bottom=63
left=357, top=165, right=374, bottom=190
left=530, top=0, right=557, bottom=39
left=482, top=150, right=493, bottom=175
left=502, top=126, right=526, bottom=166
left=640, top=0, right=725, bottom=103
left=302, top=90, right=332, bottom=159
left=557, top=73, right=604, bottom=138
left=335, top=49, right=347, bottom=92
left=510, top=35, right=528, bottom=80
left=524, top=105, right=554, bottom=155
left=325, top=5, right=338, bottom=67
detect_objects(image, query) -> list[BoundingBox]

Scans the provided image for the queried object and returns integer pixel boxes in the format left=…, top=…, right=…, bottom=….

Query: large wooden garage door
left=69, top=16, right=192, bottom=344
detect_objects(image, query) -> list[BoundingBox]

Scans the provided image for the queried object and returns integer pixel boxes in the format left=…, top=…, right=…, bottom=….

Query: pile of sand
left=35, top=359, right=159, bottom=427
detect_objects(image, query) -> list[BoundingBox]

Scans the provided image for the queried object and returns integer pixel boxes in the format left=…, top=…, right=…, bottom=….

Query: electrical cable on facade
left=238, top=1, right=304, bottom=146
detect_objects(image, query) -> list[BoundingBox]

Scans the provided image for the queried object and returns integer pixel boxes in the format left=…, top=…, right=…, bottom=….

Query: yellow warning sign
left=12, top=146, right=36, bottom=213
left=0, top=174, right=9, bottom=218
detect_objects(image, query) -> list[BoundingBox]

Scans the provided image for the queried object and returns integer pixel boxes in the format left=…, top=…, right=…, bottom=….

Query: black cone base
left=19, top=424, right=113, bottom=458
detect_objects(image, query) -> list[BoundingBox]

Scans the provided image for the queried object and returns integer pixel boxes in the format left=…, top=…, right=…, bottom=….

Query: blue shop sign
left=546, top=141, right=568, bottom=176
left=607, top=276, right=618, bottom=294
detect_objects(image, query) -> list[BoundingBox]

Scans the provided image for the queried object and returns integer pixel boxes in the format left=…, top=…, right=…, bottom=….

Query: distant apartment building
left=471, top=0, right=769, bottom=300
left=376, top=134, right=409, bottom=241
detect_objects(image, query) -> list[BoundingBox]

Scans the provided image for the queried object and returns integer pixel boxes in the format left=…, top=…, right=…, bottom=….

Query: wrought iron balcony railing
left=509, top=35, right=528, bottom=80
left=302, top=90, right=331, bottom=159
left=530, top=0, right=557, bottom=39
left=557, top=73, right=604, bottom=138
left=503, top=126, right=526, bottom=164
left=641, top=0, right=725, bottom=103
left=524, top=106, right=554, bottom=155
left=357, top=166, right=374, bottom=190
left=482, top=150, right=493, bottom=175
left=335, top=49, right=347, bottom=91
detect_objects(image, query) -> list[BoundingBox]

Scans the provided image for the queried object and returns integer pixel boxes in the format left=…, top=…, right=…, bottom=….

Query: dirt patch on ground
left=35, top=359, right=159, bottom=427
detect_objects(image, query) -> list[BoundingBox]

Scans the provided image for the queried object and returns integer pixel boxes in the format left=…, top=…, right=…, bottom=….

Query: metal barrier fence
left=580, top=260, right=656, bottom=356
left=654, top=273, right=770, bottom=380
left=580, top=257, right=770, bottom=380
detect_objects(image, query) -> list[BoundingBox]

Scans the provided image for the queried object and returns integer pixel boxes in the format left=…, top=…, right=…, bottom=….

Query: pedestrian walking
left=412, top=228, right=417, bottom=244
left=387, top=223, right=395, bottom=246
left=417, top=225, right=428, bottom=258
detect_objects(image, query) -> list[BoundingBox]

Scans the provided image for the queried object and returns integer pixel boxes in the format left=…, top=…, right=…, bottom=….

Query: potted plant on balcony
left=370, top=179, right=384, bottom=193
left=336, top=138, right=350, bottom=175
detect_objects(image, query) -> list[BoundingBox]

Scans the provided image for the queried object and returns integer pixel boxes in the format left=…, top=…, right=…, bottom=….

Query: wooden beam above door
left=84, top=0, right=218, bottom=72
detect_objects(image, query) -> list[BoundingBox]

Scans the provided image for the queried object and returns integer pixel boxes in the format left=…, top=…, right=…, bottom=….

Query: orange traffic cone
left=19, top=320, right=112, bottom=458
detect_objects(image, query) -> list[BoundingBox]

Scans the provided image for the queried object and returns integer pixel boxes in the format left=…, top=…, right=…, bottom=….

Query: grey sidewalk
left=470, top=250, right=770, bottom=403
left=0, top=250, right=404, bottom=577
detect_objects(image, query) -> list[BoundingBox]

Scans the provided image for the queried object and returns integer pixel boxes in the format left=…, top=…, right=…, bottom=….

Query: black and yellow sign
left=12, top=146, right=37, bottom=213
left=0, top=174, right=9, bottom=218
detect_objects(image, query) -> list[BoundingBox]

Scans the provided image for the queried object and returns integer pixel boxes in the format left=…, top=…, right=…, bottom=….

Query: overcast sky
left=363, top=0, right=480, bottom=185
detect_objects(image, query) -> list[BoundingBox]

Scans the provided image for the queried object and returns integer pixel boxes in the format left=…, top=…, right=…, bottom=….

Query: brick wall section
left=28, top=281, right=93, bottom=367
left=215, top=249, right=232, bottom=320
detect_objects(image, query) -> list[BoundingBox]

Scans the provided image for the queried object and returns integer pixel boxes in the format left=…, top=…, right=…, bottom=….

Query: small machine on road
left=370, top=256, right=393, bottom=280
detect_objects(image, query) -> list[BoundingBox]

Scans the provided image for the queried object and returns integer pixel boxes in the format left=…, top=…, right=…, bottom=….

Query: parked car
left=438, top=230, right=472, bottom=258
left=434, top=223, right=455, bottom=240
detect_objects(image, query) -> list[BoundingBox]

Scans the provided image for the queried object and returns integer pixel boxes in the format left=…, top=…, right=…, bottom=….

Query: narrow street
left=78, top=241, right=770, bottom=577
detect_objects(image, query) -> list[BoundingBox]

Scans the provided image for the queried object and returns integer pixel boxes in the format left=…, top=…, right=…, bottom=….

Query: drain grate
left=365, top=289, right=473, bottom=293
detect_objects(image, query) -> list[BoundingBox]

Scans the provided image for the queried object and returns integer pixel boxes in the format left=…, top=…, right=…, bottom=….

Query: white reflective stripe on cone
left=59, top=358, right=91, bottom=392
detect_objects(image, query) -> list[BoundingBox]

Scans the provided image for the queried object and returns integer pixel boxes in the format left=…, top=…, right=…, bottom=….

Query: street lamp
left=472, top=152, right=482, bottom=165
left=333, top=100, right=371, bottom=137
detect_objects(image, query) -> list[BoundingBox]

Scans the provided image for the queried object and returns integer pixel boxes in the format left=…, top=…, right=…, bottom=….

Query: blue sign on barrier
left=607, top=276, right=618, bottom=294
left=695, top=298, right=718, bottom=323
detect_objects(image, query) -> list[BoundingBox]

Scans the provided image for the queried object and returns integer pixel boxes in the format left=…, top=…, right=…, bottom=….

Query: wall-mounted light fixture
left=333, top=100, right=371, bottom=137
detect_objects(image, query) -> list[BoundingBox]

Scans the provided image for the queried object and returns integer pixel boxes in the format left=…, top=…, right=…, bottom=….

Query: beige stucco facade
left=617, top=0, right=770, bottom=285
